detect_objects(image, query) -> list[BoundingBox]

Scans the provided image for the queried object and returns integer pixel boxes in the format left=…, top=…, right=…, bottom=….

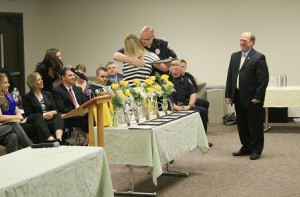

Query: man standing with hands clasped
left=225, top=31, right=269, bottom=160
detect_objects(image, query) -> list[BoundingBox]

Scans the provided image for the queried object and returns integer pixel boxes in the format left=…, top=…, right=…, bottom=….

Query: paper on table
left=128, top=125, right=156, bottom=129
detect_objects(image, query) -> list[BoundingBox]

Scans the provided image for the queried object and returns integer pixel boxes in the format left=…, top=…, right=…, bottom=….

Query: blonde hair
left=0, top=73, right=8, bottom=109
left=26, top=72, right=41, bottom=91
left=124, top=33, right=148, bottom=58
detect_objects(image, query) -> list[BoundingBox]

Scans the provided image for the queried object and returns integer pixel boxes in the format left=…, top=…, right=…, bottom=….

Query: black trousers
left=191, top=105, right=208, bottom=133
left=25, top=113, right=64, bottom=143
left=195, top=98, right=210, bottom=109
left=234, top=91, right=264, bottom=154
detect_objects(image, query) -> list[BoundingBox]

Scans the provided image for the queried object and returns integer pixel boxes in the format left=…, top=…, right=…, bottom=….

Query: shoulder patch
left=167, top=43, right=173, bottom=51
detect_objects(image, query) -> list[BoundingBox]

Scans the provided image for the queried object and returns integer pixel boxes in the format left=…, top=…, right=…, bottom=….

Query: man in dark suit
left=51, top=67, right=88, bottom=140
left=106, top=62, right=123, bottom=84
left=225, top=31, right=269, bottom=160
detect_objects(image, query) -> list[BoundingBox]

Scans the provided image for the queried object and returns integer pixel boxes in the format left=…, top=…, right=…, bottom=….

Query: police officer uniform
left=183, top=72, right=210, bottom=110
left=170, top=75, right=208, bottom=133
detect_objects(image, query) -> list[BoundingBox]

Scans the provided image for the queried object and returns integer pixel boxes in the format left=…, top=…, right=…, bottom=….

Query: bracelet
left=188, top=104, right=193, bottom=107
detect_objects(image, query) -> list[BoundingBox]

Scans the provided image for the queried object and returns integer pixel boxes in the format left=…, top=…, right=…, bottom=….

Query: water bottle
left=282, top=73, right=287, bottom=86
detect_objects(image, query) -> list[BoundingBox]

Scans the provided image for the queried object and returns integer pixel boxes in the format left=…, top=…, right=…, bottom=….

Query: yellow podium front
left=93, top=102, right=113, bottom=126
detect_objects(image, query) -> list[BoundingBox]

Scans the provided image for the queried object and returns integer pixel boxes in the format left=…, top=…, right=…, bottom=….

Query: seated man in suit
left=51, top=67, right=88, bottom=143
left=169, top=60, right=212, bottom=147
left=106, top=62, right=123, bottom=84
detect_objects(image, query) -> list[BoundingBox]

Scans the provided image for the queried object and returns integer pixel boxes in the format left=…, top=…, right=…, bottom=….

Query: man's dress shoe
left=208, top=142, right=213, bottom=147
left=232, top=150, right=251, bottom=156
left=250, top=153, right=260, bottom=160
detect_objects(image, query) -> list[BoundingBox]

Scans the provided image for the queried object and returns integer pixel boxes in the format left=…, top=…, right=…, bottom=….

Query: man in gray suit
left=225, top=31, right=269, bottom=160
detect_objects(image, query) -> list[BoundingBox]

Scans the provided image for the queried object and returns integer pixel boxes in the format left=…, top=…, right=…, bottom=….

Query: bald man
left=113, top=25, right=177, bottom=76
left=225, top=31, right=269, bottom=160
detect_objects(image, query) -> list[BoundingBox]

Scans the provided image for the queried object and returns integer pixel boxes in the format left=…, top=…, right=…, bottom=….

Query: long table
left=0, top=146, right=114, bottom=197
left=95, top=111, right=209, bottom=195
left=264, top=86, right=300, bottom=131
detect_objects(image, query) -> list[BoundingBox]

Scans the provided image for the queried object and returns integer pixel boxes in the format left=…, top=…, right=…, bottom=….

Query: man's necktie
left=69, top=88, right=76, bottom=106
left=237, top=53, right=246, bottom=89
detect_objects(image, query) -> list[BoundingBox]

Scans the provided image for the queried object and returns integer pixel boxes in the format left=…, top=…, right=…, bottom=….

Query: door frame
left=0, top=12, right=25, bottom=94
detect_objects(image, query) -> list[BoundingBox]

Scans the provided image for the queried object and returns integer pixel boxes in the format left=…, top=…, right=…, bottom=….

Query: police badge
left=155, top=48, right=160, bottom=55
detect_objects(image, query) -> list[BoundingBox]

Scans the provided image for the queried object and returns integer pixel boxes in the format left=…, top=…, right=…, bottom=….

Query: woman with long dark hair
left=35, top=48, right=63, bottom=91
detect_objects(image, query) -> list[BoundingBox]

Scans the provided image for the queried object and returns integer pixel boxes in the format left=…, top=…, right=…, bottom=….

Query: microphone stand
left=87, top=80, right=112, bottom=94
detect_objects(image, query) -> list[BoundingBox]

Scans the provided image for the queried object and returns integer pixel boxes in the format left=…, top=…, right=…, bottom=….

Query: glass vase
left=124, top=111, right=131, bottom=126
left=112, top=108, right=119, bottom=127
left=161, top=97, right=168, bottom=115
left=153, top=99, right=160, bottom=118
left=142, top=103, right=150, bottom=120
left=169, top=98, right=175, bottom=112
left=132, top=102, right=140, bottom=124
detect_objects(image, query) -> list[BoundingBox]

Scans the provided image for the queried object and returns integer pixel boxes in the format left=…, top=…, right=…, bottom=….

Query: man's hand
left=225, top=98, right=232, bottom=104
left=251, top=98, right=261, bottom=104
left=173, top=104, right=191, bottom=111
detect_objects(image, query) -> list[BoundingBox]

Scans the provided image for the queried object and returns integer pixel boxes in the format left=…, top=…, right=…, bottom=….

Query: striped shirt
left=122, top=52, right=159, bottom=86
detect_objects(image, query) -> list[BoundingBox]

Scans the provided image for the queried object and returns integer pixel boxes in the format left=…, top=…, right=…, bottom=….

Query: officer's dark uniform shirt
left=169, top=75, right=197, bottom=105
left=118, top=38, right=177, bottom=76
left=184, top=72, right=198, bottom=91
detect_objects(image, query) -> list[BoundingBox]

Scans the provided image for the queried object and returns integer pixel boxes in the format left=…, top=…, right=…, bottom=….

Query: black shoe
left=208, top=142, right=213, bottom=147
left=169, top=159, right=175, bottom=164
left=233, top=150, right=251, bottom=156
left=46, top=139, right=59, bottom=143
left=58, top=140, right=66, bottom=146
left=250, top=153, right=260, bottom=160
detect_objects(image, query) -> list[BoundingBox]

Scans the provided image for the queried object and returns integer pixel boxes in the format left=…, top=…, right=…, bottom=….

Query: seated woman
left=75, top=64, right=89, bottom=93
left=0, top=73, right=32, bottom=153
left=22, top=72, right=64, bottom=142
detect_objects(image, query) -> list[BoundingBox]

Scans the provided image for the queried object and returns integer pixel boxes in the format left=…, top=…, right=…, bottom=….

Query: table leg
left=113, top=165, right=156, bottom=196
left=264, top=107, right=272, bottom=132
left=161, top=163, right=189, bottom=177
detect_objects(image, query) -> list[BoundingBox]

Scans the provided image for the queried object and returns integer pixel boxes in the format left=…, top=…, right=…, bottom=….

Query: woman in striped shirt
left=122, top=33, right=169, bottom=86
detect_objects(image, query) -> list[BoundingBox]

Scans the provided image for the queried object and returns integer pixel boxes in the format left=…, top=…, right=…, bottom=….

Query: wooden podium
left=61, top=94, right=112, bottom=147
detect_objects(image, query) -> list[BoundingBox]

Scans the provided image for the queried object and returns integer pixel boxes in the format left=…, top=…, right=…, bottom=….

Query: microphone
left=31, top=141, right=60, bottom=148
left=66, top=65, right=88, bottom=81
left=88, top=81, right=112, bottom=94
left=66, top=65, right=111, bottom=94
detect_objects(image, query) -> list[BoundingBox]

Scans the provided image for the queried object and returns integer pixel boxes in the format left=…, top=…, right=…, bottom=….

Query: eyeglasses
left=140, top=36, right=153, bottom=41
left=100, top=76, right=108, bottom=78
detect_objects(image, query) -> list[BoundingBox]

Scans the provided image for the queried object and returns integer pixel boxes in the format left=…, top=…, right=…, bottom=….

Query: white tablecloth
left=0, top=146, right=113, bottom=197
left=264, top=86, right=300, bottom=107
left=99, top=112, right=209, bottom=185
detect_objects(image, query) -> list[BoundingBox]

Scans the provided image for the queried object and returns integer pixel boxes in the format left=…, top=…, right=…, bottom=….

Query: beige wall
left=1, top=0, right=300, bottom=93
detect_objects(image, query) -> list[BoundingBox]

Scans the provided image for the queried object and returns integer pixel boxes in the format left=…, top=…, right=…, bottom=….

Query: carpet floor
left=110, top=123, right=300, bottom=197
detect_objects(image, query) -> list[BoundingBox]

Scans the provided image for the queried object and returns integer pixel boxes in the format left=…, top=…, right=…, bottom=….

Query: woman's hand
left=43, top=111, right=56, bottom=120
left=16, top=114, right=24, bottom=121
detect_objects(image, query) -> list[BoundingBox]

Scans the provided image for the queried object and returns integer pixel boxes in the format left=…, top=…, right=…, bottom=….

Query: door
left=0, top=12, right=25, bottom=95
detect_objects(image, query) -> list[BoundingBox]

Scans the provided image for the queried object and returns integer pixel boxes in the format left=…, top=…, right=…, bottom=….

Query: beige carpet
left=110, top=123, right=300, bottom=197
